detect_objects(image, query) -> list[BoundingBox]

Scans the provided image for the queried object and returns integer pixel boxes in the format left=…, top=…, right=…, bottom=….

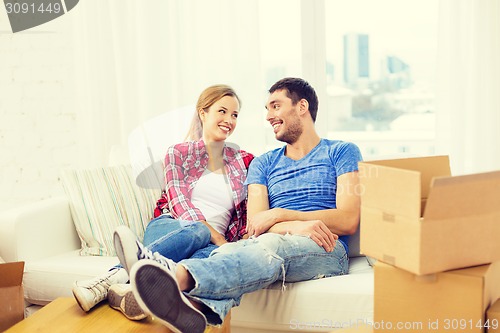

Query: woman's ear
left=198, top=108, right=205, bottom=121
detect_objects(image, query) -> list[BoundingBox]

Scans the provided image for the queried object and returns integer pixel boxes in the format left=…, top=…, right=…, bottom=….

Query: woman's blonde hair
left=185, top=84, right=241, bottom=141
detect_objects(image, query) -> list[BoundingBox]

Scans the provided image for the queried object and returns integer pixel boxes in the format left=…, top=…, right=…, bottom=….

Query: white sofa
left=0, top=196, right=374, bottom=333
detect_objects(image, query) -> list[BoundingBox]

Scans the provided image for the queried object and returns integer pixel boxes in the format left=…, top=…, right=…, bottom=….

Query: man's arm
left=273, top=171, right=360, bottom=235
left=246, top=184, right=339, bottom=252
left=246, top=184, right=270, bottom=224
left=247, top=171, right=360, bottom=237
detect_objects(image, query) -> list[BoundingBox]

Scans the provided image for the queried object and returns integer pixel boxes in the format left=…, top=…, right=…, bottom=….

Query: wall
left=0, top=15, right=77, bottom=210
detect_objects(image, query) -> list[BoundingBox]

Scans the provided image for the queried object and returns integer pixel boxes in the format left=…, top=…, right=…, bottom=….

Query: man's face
left=265, top=89, right=303, bottom=144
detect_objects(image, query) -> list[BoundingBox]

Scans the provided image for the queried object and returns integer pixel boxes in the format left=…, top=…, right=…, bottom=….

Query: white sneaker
left=113, top=226, right=140, bottom=273
left=72, top=268, right=128, bottom=312
left=108, top=284, right=147, bottom=321
left=130, top=260, right=207, bottom=333
left=114, top=225, right=178, bottom=273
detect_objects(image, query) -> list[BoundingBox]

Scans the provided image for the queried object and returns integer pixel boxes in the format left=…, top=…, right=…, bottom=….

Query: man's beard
left=277, top=117, right=303, bottom=144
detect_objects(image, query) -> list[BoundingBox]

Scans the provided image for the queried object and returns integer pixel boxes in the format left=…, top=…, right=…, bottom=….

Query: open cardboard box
left=374, top=261, right=500, bottom=333
left=0, top=261, right=25, bottom=332
left=359, top=155, right=500, bottom=275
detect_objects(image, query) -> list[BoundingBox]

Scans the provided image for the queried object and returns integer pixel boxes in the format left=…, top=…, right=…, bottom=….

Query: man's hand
left=269, top=220, right=338, bottom=252
left=247, top=208, right=283, bottom=237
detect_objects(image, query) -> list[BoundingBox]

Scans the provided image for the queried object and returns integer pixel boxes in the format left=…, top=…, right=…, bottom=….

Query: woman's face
left=200, top=95, right=239, bottom=142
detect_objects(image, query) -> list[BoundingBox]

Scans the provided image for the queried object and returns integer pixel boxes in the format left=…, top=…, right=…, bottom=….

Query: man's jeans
left=143, top=215, right=218, bottom=261
left=180, top=233, right=349, bottom=325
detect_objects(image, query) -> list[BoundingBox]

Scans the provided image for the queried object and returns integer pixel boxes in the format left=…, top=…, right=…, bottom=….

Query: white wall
left=0, top=15, right=76, bottom=210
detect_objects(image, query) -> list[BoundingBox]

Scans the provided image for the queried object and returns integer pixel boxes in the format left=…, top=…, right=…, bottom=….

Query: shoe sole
left=108, top=286, right=147, bottom=321
left=72, top=288, right=91, bottom=312
left=130, top=261, right=207, bottom=333
left=114, top=226, right=139, bottom=273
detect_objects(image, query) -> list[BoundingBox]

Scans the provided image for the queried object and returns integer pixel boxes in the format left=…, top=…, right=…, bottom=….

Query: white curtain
left=436, top=0, right=500, bottom=174
left=70, top=0, right=263, bottom=169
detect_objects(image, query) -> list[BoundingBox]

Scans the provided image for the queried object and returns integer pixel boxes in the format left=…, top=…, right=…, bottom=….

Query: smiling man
left=119, top=77, right=364, bottom=333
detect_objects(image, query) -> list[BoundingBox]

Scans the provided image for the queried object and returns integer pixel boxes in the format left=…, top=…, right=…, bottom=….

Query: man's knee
left=254, top=233, right=284, bottom=253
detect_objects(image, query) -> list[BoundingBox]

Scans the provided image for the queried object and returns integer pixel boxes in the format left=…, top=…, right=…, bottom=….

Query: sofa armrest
left=0, top=197, right=80, bottom=262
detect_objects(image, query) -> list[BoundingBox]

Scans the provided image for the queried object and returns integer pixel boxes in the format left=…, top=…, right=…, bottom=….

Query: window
left=324, top=0, right=438, bottom=160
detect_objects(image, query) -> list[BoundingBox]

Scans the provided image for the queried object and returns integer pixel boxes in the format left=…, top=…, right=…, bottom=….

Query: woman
left=72, top=85, right=253, bottom=320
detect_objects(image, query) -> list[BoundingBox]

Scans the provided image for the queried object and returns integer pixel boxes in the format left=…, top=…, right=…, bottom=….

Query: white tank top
left=191, top=169, right=234, bottom=235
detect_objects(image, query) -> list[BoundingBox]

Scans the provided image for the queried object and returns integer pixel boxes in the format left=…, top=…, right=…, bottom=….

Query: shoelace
left=83, top=273, right=115, bottom=302
left=137, top=241, right=176, bottom=271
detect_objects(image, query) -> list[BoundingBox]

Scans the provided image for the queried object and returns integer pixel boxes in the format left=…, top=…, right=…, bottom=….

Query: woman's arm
left=164, top=144, right=206, bottom=221
left=164, top=144, right=228, bottom=245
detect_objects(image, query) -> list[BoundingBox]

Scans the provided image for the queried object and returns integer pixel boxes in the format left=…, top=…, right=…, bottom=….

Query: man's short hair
left=268, top=77, right=319, bottom=122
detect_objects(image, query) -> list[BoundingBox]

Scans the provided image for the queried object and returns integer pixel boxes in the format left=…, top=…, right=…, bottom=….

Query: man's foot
left=114, top=225, right=179, bottom=273
left=108, top=284, right=148, bottom=321
left=130, top=260, right=207, bottom=333
left=72, top=268, right=128, bottom=312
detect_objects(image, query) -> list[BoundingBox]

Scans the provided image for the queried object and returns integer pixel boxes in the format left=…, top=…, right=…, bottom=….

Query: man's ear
left=298, top=99, right=309, bottom=116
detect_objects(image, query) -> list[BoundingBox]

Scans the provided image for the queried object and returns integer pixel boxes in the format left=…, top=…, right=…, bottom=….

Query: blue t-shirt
left=245, top=139, right=363, bottom=252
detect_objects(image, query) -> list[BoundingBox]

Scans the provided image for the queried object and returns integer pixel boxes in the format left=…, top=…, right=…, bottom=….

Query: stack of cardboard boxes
left=358, top=156, right=500, bottom=333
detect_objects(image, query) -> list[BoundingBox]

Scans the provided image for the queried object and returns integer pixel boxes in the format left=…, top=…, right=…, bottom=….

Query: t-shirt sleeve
left=244, top=154, right=268, bottom=186
left=333, top=142, right=363, bottom=176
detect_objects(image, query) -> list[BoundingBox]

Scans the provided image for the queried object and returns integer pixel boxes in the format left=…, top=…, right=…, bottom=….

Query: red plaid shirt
left=153, top=139, right=254, bottom=242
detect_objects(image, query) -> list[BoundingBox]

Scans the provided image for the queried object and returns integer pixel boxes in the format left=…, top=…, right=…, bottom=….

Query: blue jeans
left=143, top=215, right=218, bottom=261
left=112, top=216, right=218, bottom=270
left=180, top=233, right=348, bottom=325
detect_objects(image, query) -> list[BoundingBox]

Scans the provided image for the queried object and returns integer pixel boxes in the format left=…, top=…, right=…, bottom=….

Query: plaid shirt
left=153, top=139, right=254, bottom=242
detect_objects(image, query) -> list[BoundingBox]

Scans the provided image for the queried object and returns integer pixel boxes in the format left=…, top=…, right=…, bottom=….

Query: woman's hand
left=200, top=220, right=228, bottom=246
left=211, top=234, right=228, bottom=246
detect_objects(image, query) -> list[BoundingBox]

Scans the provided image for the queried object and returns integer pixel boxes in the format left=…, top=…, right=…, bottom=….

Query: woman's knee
left=187, top=222, right=212, bottom=243
left=143, top=216, right=181, bottom=245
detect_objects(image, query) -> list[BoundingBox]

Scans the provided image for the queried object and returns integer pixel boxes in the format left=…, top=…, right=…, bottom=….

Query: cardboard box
left=0, top=261, right=25, bottom=332
left=374, top=261, right=500, bottom=333
left=487, top=298, right=500, bottom=332
left=359, top=155, right=500, bottom=275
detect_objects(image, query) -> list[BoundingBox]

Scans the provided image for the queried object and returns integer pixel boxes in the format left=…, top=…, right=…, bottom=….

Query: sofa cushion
left=23, top=250, right=120, bottom=306
left=60, top=165, right=160, bottom=256
left=231, top=256, right=374, bottom=332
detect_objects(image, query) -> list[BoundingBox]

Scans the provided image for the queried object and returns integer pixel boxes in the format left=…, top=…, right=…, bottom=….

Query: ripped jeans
left=179, top=233, right=348, bottom=325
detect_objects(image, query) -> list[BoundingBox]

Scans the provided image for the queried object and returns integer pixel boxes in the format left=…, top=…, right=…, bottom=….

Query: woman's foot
left=72, top=268, right=128, bottom=312
left=108, top=283, right=147, bottom=321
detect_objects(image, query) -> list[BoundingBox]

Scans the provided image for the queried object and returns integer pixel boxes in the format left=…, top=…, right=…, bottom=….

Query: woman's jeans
left=143, top=215, right=218, bottom=261
left=180, top=233, right=349, bottom=325
left=112, top=215, right=217, bottom=271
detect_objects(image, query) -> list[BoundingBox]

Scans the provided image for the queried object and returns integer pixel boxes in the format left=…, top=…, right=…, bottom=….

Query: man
left=115, top=77, right=363, bottom=333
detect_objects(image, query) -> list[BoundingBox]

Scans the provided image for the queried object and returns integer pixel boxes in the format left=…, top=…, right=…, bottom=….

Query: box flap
left=424, top=170, right=500, bottom=220
left=359, top=162, right=421, bottom=218
left=361, top=155, right=450, bottom=199
left=0, top=262, right=24, bottom=287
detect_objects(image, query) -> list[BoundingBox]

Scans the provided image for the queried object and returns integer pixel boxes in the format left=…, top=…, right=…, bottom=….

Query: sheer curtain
left=69, top=1, right=263, bottom=169
left=436, top=0, right=500, bottom=174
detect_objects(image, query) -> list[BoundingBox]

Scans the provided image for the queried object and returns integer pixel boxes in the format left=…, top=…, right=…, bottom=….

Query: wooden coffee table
left=5, top=297, right=230, bottom=333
